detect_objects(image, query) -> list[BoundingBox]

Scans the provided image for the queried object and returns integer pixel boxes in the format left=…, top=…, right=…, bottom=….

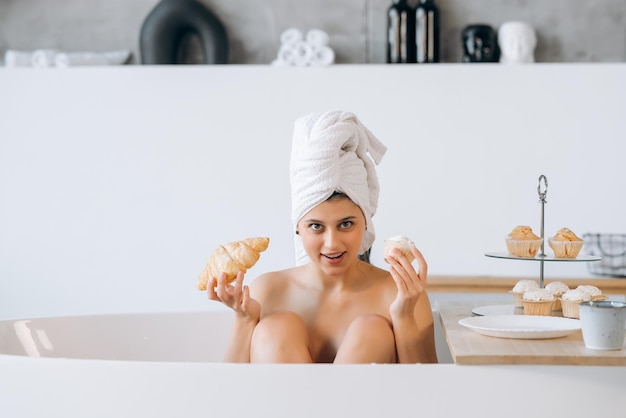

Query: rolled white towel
left=53, top=52, right=71, bottom=67
left=290, top=111, right=387, bottom=265
left=4, top=50, right=33, bottom=67
left=275, top=44, right=297, bottom=66
left=54, top=50, right=131, bottom=67
left=30, top=49, right=57, bottom=68
left=276, top=41, right=314, bottom=67
left=306, top=29, right=329, bottom=47
left=291, top=41, right=314, bottom=66
left=271, top=57, right=290, bottom=67
left=280, top=28, right=304, bottom=46
left=309, top=45, right=335, bottom=67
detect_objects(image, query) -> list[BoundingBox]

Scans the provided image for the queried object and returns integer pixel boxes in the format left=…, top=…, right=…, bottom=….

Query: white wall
left=1, top=64, right=625, bottom=320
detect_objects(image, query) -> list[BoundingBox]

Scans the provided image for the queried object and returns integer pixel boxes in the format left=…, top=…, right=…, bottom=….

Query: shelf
left=485, top=252, right=602, bottom=263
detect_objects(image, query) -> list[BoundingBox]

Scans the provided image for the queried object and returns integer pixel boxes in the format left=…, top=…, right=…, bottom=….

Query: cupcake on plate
left=509, top=279, right=540, bottom=308
left=522, top=289, right=556, bottom=316
left=560, top=288, right=593, bottom=319
left=383, top=235, right=416, bottom=263
left=576, top=285, right=607, bottom=301
left=548, top=228, right=584, bottom=258
left=545, top=281, right=570, bottom=311
left=506, top=225, right=543, bottom=258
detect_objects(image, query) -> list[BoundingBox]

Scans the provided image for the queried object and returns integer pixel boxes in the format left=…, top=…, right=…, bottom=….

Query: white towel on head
left=290, top=111, right=387, bottom=265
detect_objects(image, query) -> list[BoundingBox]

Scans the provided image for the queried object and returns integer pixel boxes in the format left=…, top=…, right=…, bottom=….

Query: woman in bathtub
left=207, top=111, right=437, bottom=364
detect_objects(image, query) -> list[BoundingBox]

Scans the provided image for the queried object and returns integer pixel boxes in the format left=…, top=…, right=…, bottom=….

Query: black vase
left=461, top=24, right=499, bottom=63
left=387, top=0, right=415, bottom=63
left=140, top=0, right=228, bottom=64
left=415, top=0, right=440, bottom=63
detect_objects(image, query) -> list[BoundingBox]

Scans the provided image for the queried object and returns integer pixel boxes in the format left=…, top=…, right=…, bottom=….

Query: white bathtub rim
left=0, top=309, right=235, bottom=362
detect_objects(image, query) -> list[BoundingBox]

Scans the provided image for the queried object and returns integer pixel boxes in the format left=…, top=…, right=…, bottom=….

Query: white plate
left=458, top=315, right=581, bottom=339
left=472, top=304, right=523, bottom=316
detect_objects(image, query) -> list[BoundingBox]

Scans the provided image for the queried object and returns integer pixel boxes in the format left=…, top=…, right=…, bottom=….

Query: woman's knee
left=346, top=314, right=394, bottom=341
left=250, top=311, right=311, bottom=363
left=335, top=314, right=396, bottom=363
left=254, top=310, right=306, bottom=338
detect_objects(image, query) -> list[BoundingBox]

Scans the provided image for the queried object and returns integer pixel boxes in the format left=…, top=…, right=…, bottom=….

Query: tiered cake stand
left=477, top=175, right=601, bottom=316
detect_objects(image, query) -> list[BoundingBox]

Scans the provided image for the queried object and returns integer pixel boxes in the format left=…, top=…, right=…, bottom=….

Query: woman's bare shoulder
left=249, top=266, right=304, bottom=292
left=359, top=261, right=394, bottom=283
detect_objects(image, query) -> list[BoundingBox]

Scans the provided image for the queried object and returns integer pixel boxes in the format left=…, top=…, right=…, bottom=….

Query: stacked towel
left=3, top=50, right=32, bottom=67
left=272, top=28, right=335, bottom=67
left=3, top=49, right=131, bottom=68
left=54, top=50, right=131, bottom=67
left=290, top=111, right=387, bottom=265
left=30, top=49, right=57, bottom=68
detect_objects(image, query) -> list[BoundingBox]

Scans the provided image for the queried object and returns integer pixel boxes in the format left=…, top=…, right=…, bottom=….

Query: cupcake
left=383, top=235, right=415, bottom=264
left=548, top=228, right=584, bottom=258
left=522, top=289, right=555, bottom=316
left=560, top=288, right=593, bottom=319
left=506, top=225, right=543, bottom=258
left=509, top=279, right=540, bottom=308
left=545, top=281, right=570, bottom=311
left=576, top=285, right=607, bottom=301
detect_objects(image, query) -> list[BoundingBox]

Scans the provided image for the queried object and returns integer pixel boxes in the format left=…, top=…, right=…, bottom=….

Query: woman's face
left=297, top=196, right=366, bottom=275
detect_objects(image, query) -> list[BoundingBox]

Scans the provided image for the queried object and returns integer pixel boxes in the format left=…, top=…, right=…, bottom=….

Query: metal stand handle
left=537, top=174, right=548, bottom=287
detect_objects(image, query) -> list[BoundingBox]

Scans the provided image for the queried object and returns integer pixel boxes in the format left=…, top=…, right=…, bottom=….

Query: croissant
left=197, top=237, right=270, bottom=290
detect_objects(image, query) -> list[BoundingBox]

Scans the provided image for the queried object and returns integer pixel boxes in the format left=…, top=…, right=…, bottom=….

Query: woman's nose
left=323, top=229, right=340, bottom=248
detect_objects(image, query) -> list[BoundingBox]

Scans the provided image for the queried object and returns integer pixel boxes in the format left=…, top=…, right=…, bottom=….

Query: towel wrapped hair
left=290, top=110, right=387, bottom=265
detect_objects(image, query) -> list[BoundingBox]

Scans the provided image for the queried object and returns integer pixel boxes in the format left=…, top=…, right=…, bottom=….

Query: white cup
left=579, top=301, right=626, bottom=350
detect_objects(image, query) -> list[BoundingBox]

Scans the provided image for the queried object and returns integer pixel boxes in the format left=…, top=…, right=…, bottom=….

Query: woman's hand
left=386, top=246, right=428, bottom=320
left=207, top=271, right=261, bottom=324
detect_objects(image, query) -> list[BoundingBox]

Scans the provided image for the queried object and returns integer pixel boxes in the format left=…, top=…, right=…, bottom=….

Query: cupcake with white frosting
left=545, top=281, right=570, bottom=311
left=383, top=235, right=416, bottom=263
left=576, top=285, right=606, bottom=301
left=509, top=279, right=540, bottom=308
left=560, top=288, right=593, bottom=319
left=522, top=289, right=555, bottom=316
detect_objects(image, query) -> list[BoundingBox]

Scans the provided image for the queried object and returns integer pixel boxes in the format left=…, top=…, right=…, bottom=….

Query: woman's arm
left=387, top=247, right=438, bottom=364
left=391, top=292, right=437, bottom=363
left=222, top=314, right=258, bottom=363
left=208, top=271, right=261, bottom=363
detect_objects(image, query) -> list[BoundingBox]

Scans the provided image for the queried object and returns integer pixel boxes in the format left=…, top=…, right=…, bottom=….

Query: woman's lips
left=322, top=252, right=346, bottom=264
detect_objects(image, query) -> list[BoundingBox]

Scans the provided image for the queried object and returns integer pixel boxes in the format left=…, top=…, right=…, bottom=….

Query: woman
left=208, top=111, right=437, bottom=364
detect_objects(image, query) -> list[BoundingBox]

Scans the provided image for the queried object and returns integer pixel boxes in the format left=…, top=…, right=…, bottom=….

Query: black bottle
left=387, top=0, right=415, bottom=63
left=415, top=0, right=440, bottom=63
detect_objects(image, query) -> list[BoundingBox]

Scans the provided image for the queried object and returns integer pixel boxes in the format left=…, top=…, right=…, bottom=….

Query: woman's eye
left=309, top=223, right=323, bottom=231
left=340, top=221, right=353, bottom=229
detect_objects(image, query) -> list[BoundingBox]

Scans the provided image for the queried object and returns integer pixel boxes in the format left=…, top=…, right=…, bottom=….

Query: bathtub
left=0, top=310, right=235, bottom=362
left=0, top=309, right=624, bottom=418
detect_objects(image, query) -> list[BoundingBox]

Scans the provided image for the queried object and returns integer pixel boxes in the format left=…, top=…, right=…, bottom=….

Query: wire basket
left=583, top=233, right=626, bottom=278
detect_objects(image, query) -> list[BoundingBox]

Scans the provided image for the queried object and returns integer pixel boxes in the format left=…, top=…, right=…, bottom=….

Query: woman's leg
left=250, top=310, right=313, bottom=363
left=334, top=314, right=396, bottom=364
